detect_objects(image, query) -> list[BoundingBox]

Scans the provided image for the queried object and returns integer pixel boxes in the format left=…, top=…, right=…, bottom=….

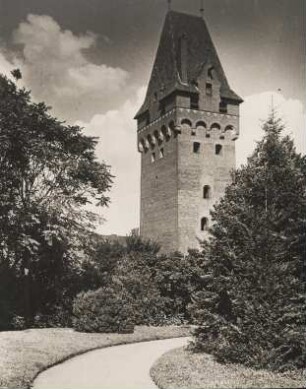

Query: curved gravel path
left=33, top=337, right=190, bottom=389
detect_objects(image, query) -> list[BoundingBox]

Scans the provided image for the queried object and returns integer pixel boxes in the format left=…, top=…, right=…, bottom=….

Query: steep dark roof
left=135, top=11, right=242, bottom=118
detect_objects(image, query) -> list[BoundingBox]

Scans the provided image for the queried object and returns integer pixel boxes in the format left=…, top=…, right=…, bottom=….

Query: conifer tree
left=191, top=112, right=305, bottom=371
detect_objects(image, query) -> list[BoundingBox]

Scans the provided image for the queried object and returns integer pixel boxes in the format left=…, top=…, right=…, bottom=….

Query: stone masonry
left=135, top=10, right=243, bottom=253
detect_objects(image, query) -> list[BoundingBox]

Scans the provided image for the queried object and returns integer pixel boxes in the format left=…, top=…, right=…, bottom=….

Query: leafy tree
left=191, top=113, right=305, bottom=371
left=0, top=72, right=112, bottom=327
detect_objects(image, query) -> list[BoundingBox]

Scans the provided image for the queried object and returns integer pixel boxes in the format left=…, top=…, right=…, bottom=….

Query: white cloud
left=77, top=87, right=146, bottom=236
left=8, top=14, right=129, bottom=121
left=238, top=91, right=305, bottom=166
left=0, top=51, right=16, bottom=79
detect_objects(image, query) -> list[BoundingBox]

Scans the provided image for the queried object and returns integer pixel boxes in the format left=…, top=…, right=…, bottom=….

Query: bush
left=11, top=315, right=26, bottom=330
left=33, top=306, right=72, bottom=328
left=72, top=285, right=135, bottom=333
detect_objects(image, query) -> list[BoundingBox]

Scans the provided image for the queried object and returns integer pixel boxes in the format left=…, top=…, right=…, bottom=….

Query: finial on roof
left=200, top=0, right=204, bottom=18
left=167, top=0, right=172, bottom=11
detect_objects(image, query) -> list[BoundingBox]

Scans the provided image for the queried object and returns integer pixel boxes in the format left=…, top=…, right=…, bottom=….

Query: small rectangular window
left=159, top=148, right=164, bottom=159
left=215, top=144, right=223, bottom=155
left=190, top=95, right=199, bottom=109
left=219, top=101, right=228, bottom=113
left=151, top=152, right=156, bottom=163
left=206, top=83, right=212, bottom=96
left=193, top=142, right=201, bottom=153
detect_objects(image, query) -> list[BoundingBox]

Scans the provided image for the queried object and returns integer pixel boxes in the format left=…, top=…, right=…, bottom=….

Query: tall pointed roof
left=135, top=10, right=242, bottom=119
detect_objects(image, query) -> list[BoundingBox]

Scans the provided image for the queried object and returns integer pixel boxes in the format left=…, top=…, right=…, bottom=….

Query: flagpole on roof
left=200, top=0, right=204, bottom=18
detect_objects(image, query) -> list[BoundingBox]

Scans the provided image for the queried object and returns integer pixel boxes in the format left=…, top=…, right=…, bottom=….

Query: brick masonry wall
left=137, top=106, right=239, bottom=253
left=138, top=113, right=179, bottom=253
left=177, top=113, right=237, bottom=253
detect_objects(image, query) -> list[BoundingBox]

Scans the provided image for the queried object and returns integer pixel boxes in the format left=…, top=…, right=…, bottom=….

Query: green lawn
left=0, top=325, right=191, bottom=389
left=151, top=346, right=304, bottom=389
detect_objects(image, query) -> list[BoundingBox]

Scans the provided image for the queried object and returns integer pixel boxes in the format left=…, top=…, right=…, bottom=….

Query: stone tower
left=135, top=10, right=243, bottom=253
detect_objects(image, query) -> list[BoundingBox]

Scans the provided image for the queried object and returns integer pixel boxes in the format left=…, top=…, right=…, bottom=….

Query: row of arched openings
left=181, top=118, right=234, bottom=133
left=139, top=120, right=235, bottom=152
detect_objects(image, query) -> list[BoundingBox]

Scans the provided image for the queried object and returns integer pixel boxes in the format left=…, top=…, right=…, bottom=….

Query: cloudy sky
left=0, top=0, right=305, bottom=235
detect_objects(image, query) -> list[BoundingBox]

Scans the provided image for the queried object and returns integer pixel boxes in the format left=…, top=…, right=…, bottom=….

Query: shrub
left=72, top=285, right=135, bottom=333
left=33, top=306, right=72, bottom=328
left=11, top=315, right=26, bottom=330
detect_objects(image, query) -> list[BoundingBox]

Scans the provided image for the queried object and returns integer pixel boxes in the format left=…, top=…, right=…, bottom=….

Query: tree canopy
left=0, top=71, right=112, bottom=327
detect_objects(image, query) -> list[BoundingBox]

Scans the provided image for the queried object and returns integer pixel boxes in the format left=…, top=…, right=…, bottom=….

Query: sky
left=0, top=0, right=305, bottom=235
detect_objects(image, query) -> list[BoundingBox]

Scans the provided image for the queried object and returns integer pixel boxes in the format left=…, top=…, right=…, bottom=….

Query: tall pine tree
left=191, top=112, right=305, bottom=371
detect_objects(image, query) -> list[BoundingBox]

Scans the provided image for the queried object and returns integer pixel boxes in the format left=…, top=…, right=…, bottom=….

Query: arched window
left=203, top=185, right=211, bottom=199
left=225, top=125, right=234, bottom=132
left=208, top=66, right=214, bottom=79
left=161, top=125, right=170, bottom=141
left=210, top=123, right=221, bottom=131
left=147, top=134, right=155, bottom=149
left=196, top=121, right=207, bottom=129
left=215, top=144, right=223, bottom=155
left=154, top=130, right=162, bottom=145
left=201, top=217, right=209, bottom=231
left=181, top=118, right=192, bottom=127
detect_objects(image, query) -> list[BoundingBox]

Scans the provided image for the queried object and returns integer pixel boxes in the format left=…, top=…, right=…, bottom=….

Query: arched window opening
left=215, top=144, right=223, bottom=155
left=147, top=134, right=155, bottom=149
left=138, top=139, right=145, bottom=153
left=225, top=125, right=234, bottom=132
left=201, top=217, right=209, bottom=231
left=154, top=130, right=162, bottom=145
left=210, top=123, right=221, bottom=131
left=203, top=185, right=211, bottom=199
left=208, top=66, right=214, bottom=79
left=181, top=118, right=192, bottom=127
left=159, top=148, right=164, bottom=159
left=196, top=121, right=207, bottom=129
left=151, top=152, right=156, bottom=163
left=161, top=125, right=170, bottom=141
left=169, top=121, right=175, bottom=134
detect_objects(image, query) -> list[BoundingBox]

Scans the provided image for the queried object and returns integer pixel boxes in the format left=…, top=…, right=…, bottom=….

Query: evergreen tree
left=191, top=112, right=305, bottom=371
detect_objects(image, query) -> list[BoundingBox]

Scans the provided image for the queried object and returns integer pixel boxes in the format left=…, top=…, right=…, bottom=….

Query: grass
left=0, top=325, right=191, bottom=389
left=151, top=346, right=305, bottom=389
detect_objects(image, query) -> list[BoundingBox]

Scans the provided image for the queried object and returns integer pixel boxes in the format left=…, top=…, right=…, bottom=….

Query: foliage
left=0, top=72, right=112, bottom=327
left=107, top=238, right=204, bottom=325
left=114, top=252, right=168, bottom=325
left=77, top=233, right=203, bottom=326
left=190, top=113, right=306, bottom=371
left=72, top=284, right=135, bottom=333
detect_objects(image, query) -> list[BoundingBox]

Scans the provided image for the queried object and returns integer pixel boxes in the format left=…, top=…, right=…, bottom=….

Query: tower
left=135, top=10, right=243, bottom=253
